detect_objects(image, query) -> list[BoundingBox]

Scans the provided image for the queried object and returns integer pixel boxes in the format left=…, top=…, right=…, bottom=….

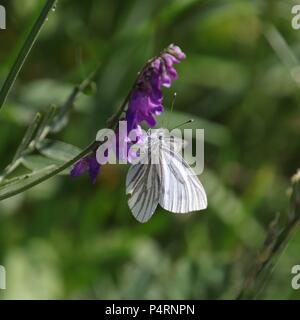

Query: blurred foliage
left=1, top=0, right=300, bottom=299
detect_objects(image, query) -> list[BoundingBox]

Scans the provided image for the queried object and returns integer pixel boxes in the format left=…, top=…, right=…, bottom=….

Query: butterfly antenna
left=172, top=119, right=194, bottom=130
left=170, top=92, right=177, bottom=113
left=164, top=92, right=177, bottom=129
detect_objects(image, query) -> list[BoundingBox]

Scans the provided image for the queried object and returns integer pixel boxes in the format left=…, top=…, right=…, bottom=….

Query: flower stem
left=237, top=171, right=300, bottom=299
left=0, top=0, right=57, bottom=110
left=0, top=65, right=99, bottom=183
left=0, top=49, right=164, bottom=200
left=0, top=141, right=98, bottom=201
left=106, top=56, right=158, bottom=129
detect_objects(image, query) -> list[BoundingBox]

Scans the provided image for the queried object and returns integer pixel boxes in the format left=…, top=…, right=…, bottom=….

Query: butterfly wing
left=159, top=144, right=207, bottom=213
left=126, top=163, right=161, bottom=223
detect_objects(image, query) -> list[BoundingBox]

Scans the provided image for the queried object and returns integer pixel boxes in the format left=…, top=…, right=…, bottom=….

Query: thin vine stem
left=106, top=55, right=161, bottom=129
left=0, top=141, right=98, bottom=201
left=237, top=171, right=300, bottom=299
left=0, top=46, right=167, bottom=200
left=0, top=65, right=99, bottom=183
left=0, top=0, right=57, bottom=110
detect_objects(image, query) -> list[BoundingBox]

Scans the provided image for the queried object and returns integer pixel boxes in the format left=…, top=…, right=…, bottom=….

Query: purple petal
left=166, top=65, right=178, bottom=80
left=144, top=112, right=157, bottom=127
left=161, top=72, right=172, bottom=87
left=167, top=44, right=186, bottom=60
left=151, top=58, right=161, bottom=70
left=71, top=158, right=89, bottom=177
left=87, top=156, right=101, bottom=184
left=152, top=104, right=164, bottom=115
left=119, top=44, right=185, bottom=162
left=163, top=53, right=179, bottom=66
left=71, top=155, right=101, bottom=184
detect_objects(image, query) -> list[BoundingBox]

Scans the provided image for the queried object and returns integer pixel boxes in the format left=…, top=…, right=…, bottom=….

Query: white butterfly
left=126, top=128, right=207, bottom=223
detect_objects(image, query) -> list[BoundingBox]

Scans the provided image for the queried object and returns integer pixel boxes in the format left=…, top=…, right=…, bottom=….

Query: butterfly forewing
left=158, top=136, right=207, bottom=213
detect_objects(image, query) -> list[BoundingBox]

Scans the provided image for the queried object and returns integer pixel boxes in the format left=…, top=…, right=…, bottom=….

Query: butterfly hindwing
left=126, top=163, right=161, bottom=223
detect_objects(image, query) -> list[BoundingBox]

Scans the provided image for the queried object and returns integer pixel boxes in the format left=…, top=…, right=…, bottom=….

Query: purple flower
left=126, top=44, right=186, bottom=132
left=71, top=44, right=185, bottom=182
left=71, top=154, right=100, bottom=184
left=117, top=44, right=186, bottom=162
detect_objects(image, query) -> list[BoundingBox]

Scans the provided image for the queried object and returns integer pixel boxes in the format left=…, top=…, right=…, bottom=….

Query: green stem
left=106, top=56, right=158, bottom=129
left=0, top=48, right=165, bottom=200
left=0, top=141, right=98, bottom=201
left=0, top=0, right=57, bottom=110
left=0, top=159, right=22, bottom=184
left=0, top=65, right=99, bottom=183
left=237, top=173, right=300, bottom=299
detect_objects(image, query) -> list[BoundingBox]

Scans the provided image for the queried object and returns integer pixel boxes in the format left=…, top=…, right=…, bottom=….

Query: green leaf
left=0, top=166, right=57, bottom=201
left=21, top=155, right=69, bottom=175
left=12, top=113, right=42, bottom=162
left=0, top=141, right=96, bottom=201
left=0, top=0, right=58, bottom=111
left=36, top=105, right=57, bottom=140
left=37, top=139, right=82, bottom=162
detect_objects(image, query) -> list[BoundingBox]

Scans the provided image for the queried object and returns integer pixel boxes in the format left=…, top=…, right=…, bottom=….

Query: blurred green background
left=1, top=0, right=300, bottom=299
